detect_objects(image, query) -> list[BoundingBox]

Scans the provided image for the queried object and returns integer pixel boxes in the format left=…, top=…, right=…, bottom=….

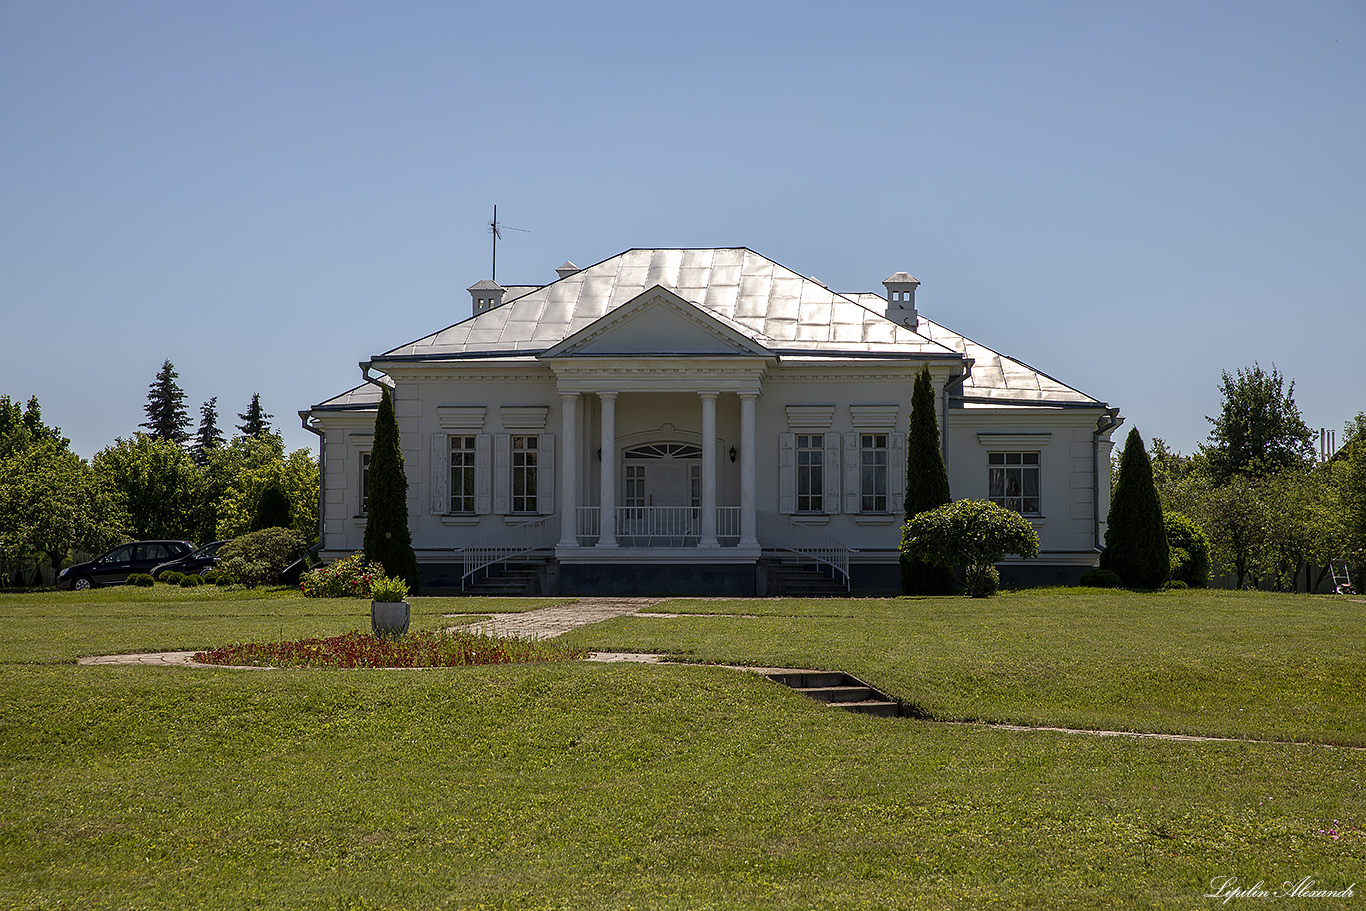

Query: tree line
left=0, top=360, right=318, bottom=586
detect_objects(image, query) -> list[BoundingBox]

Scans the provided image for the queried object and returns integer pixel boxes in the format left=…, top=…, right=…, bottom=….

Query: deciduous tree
left=1204, top=363, right=1312, bottom=482
left=901, top=499, right=1039, bottom=597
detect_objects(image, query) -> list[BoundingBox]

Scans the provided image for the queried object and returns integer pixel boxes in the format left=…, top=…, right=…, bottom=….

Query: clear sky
left=2, top=1, right=1362, bottom=460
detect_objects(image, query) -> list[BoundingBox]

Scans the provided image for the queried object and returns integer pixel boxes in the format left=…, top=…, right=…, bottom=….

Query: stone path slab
left=454, top=597, right=661, bottom=639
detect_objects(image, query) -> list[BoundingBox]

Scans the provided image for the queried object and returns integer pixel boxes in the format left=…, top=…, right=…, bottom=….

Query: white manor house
left=303, top=248, right=1122, bottom=595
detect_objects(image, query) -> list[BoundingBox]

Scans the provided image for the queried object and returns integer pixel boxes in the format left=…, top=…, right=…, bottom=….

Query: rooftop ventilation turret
left=555, top=261, right=581, bottom=280
left=882, top=272, right=920, bottom=328
left=468, top=279, right=505, bottom=315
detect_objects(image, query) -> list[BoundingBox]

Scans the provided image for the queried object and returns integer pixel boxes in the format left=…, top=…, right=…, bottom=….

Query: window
left=989, top=452, right=1040, bottom=515
left=511, top=435, right=538, bottom=514
left=796, top=433, right=824, bottom=513
left=449, top=436, right=476, bottom=513
left=860, top=433, right=889, bottom=512
left=359, top=452, right=371, bottom=515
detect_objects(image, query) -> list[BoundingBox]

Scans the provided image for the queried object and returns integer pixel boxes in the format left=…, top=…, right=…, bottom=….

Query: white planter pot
left=370, top=600, right=410, bottom=638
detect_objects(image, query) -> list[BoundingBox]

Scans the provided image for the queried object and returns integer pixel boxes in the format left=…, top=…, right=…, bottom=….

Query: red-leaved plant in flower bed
left=193, top=629, right=587, bottom=669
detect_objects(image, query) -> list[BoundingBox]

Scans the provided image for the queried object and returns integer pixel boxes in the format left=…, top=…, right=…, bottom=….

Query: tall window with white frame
left=359, top=452, right=371, bottom=516
left=796, top=433, right=824, bottom=513
left=449, top=436, right=476, bottom=514
left=988, top=452, right=1040, bottom=515
left=860, top=433, right=889, bottom=512
left=511, top=435, right=539, bottom=514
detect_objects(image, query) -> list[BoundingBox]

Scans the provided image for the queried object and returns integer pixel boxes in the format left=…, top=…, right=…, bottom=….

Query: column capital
left=737, top=390, right=761, bottom=401
left=697, top=390, right=720, bottom=401
left=559, top=391, right=580, bottom=401
left=598, top=390, right=619, bottom=402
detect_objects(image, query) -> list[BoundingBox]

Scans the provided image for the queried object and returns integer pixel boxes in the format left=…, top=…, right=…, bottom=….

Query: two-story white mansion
left=302, top=248, right=1122, bottom=594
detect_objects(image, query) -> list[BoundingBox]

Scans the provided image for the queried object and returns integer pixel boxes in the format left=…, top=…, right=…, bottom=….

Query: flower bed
left=193, top=628, right=587, bottom=669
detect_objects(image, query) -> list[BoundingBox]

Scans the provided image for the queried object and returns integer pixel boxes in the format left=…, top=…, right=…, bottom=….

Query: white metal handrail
left=459, top=515, right=560, bottom=587
left=756, top=512, right=851, bottom=588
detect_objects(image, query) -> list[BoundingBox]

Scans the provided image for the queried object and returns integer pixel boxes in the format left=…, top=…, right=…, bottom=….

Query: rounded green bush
left=158, top=571, right=185, bottom=585
left=1080, top=568, right=1124, bottom=588
left=964, top=564, right=1000, bottom=598
left=127, top=573, right=155, bottom=587
left=1162, top=579, right=1189, bottom=590
left=179, top=575, right=203, bottom=587
left=1164, top=511, right=1212, bottom=588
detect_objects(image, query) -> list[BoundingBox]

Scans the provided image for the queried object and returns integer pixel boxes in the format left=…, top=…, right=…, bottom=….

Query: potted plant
left=369, top=575, right=411, bottom=638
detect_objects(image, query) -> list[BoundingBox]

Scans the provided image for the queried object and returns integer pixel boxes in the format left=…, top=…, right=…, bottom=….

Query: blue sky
left=2, top=1, right=1362, bottom=460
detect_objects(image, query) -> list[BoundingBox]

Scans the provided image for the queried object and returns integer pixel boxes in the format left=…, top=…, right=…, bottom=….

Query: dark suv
left=58, top=540, right=194, bottom=590
left=150, top=540, right=230, bottom=579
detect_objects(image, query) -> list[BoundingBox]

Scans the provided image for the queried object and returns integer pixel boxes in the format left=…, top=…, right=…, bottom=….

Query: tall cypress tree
left=140, top=360, right=190, bottom=444
left=191, top=398, right=224, bottom=466
left=363, top=388, right=419, bottom=592
left=1099, top=427, right=1169, bottom=588
left=237, top=393, right=273, bottom=438
left=901, top=365, right=956, bottom=594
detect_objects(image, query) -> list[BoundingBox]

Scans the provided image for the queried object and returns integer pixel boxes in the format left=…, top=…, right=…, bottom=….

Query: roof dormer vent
left=882, top=272, right=920, bottom=328
left=468, top=279, right=505, bottom=315
left=555, top=261, right=581, bottom=280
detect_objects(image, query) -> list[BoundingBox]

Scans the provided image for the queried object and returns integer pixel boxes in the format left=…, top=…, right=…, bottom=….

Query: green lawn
left=1, top=586, right=1363, bottom=909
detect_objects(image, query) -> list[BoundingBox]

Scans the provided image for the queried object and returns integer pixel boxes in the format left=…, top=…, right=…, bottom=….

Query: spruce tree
left=140, top=360, right=190, bottom=443
left=901, top=365, right=955, bottom=594
left=363, top=388, right=419, bottom=593
left=1099, top=427, right=1170, bottom=588
left=191, top=398, right=224, bottom=466
left=237, top=393, right=273, bottom=438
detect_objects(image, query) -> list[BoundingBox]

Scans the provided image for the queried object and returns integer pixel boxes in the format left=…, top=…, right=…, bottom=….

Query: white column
left=558, top=392, right=579, bottom=546
left=739, top=391, right=758, bottom=547
left=598, top=391, right=618, bottom=547
left=699, top=392, right=719, bottom=548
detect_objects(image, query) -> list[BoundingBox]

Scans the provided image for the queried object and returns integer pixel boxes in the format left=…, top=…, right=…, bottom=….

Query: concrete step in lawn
left=766, top=669, right=905, bottom=717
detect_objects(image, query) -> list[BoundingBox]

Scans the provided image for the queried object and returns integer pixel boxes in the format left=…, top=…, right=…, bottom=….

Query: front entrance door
left=621, top=442, right=702, bottom=543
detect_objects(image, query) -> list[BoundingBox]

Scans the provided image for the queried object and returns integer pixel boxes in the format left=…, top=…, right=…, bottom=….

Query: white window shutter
left=843, top=432, right=860, bottom=514
left=493, top=433, right=511, bottom=515
left=889, top=431, right=907, bottom=516
left=430, top=433, right=448, bottom=515
left=475, top=434, right=492, bottom=515
left=538, top=433, right=555, bottom=515
left=823, top=433, right=842, bottom=515
left=778, top=432, right=794, bottom=515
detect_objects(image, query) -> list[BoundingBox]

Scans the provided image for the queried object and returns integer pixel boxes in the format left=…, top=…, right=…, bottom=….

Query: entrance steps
left=462, top=565, right=541, bottom=597
left=766, top=562, right=849, bottom=598
left=766, top=669, right=905, bottom=717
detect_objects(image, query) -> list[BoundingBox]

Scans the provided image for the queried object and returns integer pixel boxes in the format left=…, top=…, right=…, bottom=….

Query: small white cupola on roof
left=882, top=272, right=920, bottom=328
left=555, top=261, right=581, bottom=280
left=468, top=279, right=505, bottom=315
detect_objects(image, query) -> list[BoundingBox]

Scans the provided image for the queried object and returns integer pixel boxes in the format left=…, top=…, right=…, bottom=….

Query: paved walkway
left=457, top=597, right=661, bottom=640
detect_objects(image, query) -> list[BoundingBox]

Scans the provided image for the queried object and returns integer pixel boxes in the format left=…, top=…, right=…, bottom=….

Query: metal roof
left=310, top=383, right=382, bottom=411
left=378, top=248, right=960, bottom=361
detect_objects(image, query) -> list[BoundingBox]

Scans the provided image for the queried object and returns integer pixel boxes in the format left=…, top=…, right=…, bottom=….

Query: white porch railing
left=756, top=512, right=852, bottom=589
left=459, top=515, right=560, bottom=587
left=573, top=507, right=744, bottom=547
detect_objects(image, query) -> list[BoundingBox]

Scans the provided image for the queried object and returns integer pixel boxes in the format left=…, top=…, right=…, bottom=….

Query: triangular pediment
left=542, top=286, right=774, bottom=358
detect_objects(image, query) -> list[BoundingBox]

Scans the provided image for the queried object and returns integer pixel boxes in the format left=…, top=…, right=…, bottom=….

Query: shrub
left=1164, top=511, right=1212, bottom=588
left=218, top=527, right=307, bottom=587
left=1080, top=568, right=1124, bottom=588
left=963, top=564, right=1000, bottom=598
left=901, top=499, right=1039, bottom=598
left=213, top=572, right=233, bottom=586
left=250, top=478, right=293, bottom=532
left=363, top=388, right=419, bottom=593
left=299, top=553, right=385, bottom=598
left=901, top=365, right=955, bottom=596
left=179, top=574, right=203, bottom=587
left=1163, top=580, right=1189, bottom=590
left=1100, top=428, right=1169, bottom=588
left=369, top=575, right=409, bottom=603
left=127, top=573, right=155, bottom=587
left=158, top=571, right=185, bottom=585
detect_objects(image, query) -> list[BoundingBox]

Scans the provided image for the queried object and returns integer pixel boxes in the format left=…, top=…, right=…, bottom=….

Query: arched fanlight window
left=622, top=442, right=703, bottom=460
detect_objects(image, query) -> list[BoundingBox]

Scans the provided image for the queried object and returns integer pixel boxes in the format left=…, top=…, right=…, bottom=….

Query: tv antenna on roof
left=488, top=205, right=530, bottom=282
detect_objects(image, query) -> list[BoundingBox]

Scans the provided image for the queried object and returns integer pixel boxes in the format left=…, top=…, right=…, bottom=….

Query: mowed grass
left=1, top=586, right=1364, bottom=910
left=573, top=588, right=1366, bottom=747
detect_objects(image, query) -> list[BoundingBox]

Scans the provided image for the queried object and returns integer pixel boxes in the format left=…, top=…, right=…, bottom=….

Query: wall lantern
left=596, top=448, right=602, bottom=461
left=728, top=446, right=738, bottom=463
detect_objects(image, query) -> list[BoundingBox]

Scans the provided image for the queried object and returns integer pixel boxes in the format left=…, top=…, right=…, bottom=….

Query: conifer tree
left=191, top=398, right=224, bottom=466
left=140, top=360, right=190, bottom=444
left=237, top=393, right=273, bottom=438
left=1100, top=427, right=1170, bottom=588
left=901, top=365, right=955, bottom=594
left=363, top=388, right=419, bottom=592
left=250, top=477, right=293, bottom=531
